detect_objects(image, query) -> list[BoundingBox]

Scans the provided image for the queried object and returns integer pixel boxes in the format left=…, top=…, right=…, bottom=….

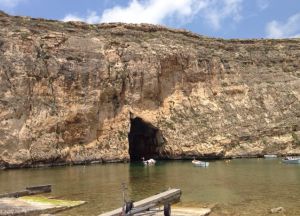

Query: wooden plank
left=127, top=203, right=156, bottom=215
left=133, top=189, right=181, bottom=208
left=0, top=190, right=30, bottom=199
left=99, top=188, right=181, bottom=216
left=26, top=184, right=51, bottom=191
left=0, top=185, right=52, bottom=198
left=26, top=184, right=52, bottom=193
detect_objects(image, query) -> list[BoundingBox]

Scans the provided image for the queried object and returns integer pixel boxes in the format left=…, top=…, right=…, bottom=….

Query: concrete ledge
left=0, top=196, right=85, bottom=216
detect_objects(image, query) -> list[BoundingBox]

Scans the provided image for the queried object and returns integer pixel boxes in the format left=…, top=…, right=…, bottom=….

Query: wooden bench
left=99, top=188, right=181, bottom=216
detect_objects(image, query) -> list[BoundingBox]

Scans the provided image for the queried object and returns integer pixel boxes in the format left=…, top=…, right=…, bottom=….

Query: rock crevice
left=128, top=112, right=165, bottom=161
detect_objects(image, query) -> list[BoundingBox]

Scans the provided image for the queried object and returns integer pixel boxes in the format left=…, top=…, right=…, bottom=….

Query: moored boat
left=192, top=159, right=209, bottom=167
left=282, top=157, right=300, bottom=164
left=264, top=154, right=277, bottom=158
left=142, top=157, right=156, bottom=165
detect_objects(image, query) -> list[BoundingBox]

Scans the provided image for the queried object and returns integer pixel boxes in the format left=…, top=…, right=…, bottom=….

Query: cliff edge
left=0, top=11, right=299, bottom=168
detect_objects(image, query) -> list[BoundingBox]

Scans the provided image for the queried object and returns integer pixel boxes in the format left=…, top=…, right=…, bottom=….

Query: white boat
left=282, top=157, right=300, bottom=164
left=142, top=158, right=156, bottom=165
left=192, top=159, right=209, bottom=167
left=264, top=154, right=277, bottom=158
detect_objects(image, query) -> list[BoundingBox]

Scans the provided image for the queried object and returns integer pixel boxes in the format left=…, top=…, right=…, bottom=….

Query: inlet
left=128, top=113, right=165, bottom=161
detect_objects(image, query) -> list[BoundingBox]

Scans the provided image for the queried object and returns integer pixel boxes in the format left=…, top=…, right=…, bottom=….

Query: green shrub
left=292, top=132, right=300, bottom=146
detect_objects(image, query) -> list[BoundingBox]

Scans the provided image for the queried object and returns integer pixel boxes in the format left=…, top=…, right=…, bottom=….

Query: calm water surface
left=0, top=159, right=299, bottom=215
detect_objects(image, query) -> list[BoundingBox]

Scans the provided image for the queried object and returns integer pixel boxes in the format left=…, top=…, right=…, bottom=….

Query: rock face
left=0, top=11, right=300, bottom=168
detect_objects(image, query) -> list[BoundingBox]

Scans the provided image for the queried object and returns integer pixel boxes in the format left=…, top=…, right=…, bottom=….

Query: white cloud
left=62, top=14, right=84, bottom=22
left=256, top=0, right=269, bottom=11
left=62, top=11, right=101, bottom=24
left=100, top=0, right=209, bottom=25
left=266, top=13, right=300, bottom=38
left=62, top=0, right=243, bottom=30
left=85, top=11, right=101, bottom=24
left=0, top=0, right=24, bottom=8
left=202, top=0, right=243, bottom=30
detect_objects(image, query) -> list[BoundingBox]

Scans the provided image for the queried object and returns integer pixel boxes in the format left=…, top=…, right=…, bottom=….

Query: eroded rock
left=270, top=206, right=285, bottom=214
left=0, top=13, right=299, bottom=168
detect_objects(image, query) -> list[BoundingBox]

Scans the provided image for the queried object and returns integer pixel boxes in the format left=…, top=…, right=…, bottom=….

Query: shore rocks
left=270, top=207, right=285, bottom=214
left=0, top=196, right=85, bottom=215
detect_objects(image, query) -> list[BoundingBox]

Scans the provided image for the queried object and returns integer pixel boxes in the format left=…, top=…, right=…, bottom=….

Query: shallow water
left=0, top=158, right=299, bottom=215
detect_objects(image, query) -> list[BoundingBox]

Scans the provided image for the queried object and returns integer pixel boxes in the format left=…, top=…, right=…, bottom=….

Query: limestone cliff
left=0, top=11, right=299, bottom=168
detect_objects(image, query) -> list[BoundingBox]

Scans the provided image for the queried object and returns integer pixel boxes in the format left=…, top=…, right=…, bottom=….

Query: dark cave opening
left=128, top=113, right=165, bottom=161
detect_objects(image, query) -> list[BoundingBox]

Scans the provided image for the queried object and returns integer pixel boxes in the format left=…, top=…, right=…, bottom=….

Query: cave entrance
left=128, top=113, right=165, bottom=161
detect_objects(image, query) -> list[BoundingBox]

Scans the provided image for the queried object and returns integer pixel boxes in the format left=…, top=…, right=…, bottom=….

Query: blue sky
left=0, top=0, right=300, bottom=39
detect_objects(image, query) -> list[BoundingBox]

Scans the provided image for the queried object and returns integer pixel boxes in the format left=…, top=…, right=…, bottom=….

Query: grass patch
left=20, top=196, right=85, bottom=207
left=292, top=132, right=300, bottom=146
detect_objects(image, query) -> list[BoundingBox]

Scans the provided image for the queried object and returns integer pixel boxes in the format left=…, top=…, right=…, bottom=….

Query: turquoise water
left=0, top=159, right=299, bottom=215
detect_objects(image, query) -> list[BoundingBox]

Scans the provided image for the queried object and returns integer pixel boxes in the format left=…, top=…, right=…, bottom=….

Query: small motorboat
left=282, top=157, right=300, bottom=164
left=264, top=154, right=277, bottom=158
left=142, top=157, right=156, bottom=165
left=192, top=159, right=209, bottom=167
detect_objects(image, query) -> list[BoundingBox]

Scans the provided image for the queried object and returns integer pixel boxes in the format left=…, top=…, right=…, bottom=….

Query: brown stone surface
left=0, top=11, right=299, bottom=168
left=0, top=196, right=85, bottom=215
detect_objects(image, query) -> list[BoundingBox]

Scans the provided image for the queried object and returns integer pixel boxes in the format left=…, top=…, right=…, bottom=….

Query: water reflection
left=0, top=159, right=299, bottom=216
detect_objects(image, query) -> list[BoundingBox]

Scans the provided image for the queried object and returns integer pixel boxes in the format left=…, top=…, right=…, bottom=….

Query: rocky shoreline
left=2, top=153, right=300, bottom=170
